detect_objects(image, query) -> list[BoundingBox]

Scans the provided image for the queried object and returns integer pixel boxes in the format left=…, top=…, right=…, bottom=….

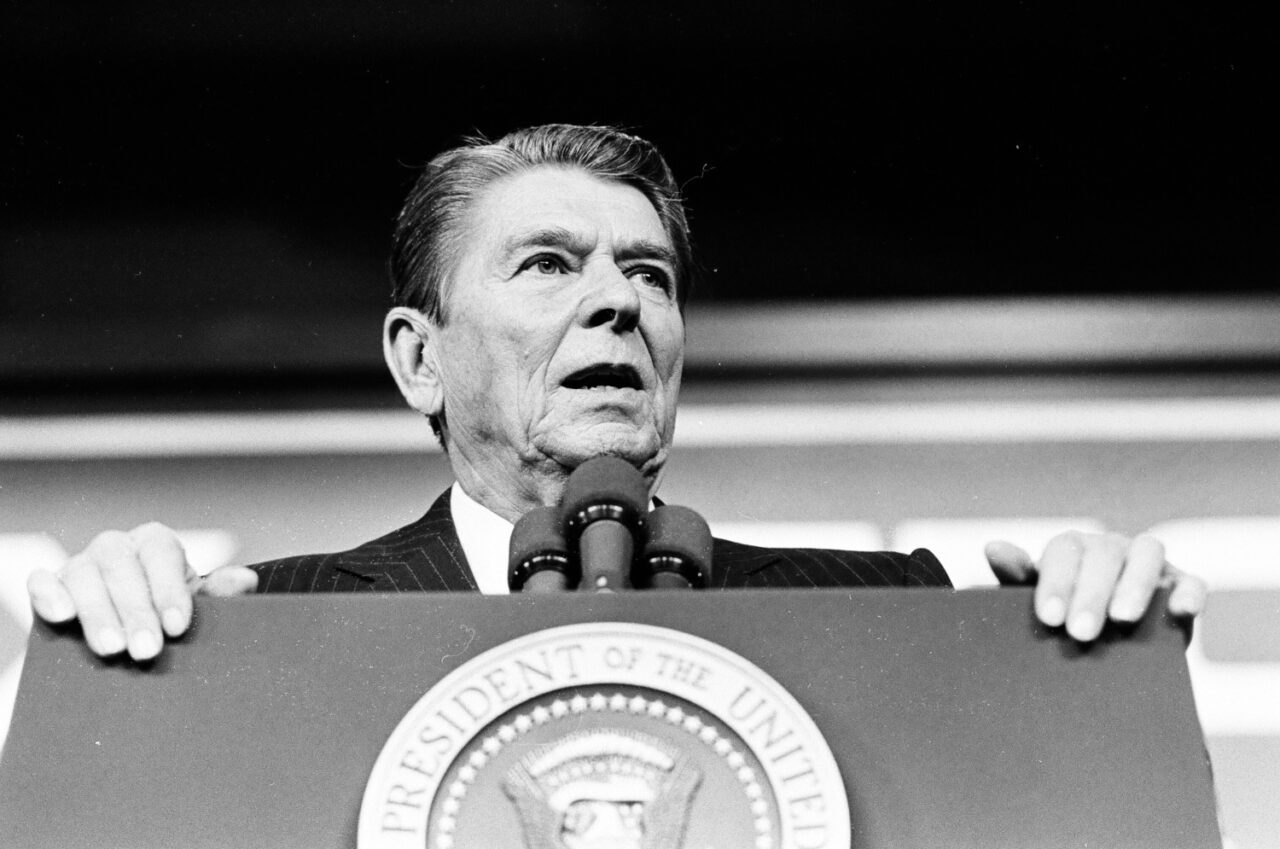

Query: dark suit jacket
left=252, top=489, right=952, bottom=592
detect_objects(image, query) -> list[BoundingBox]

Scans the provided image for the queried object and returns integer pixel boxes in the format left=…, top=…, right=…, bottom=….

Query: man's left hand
left=984, top=532, right=1207, bottom=641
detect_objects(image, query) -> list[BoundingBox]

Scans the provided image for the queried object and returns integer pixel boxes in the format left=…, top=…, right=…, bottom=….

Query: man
left=27, top=124, right=1206, bottom=661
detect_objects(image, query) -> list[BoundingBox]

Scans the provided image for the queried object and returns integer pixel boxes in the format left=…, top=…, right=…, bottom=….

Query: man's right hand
left=26, top=522, right=258, bottom=661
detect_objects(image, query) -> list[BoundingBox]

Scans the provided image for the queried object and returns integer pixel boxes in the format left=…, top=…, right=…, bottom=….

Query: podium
left=0, top=588, right=1220, bottom=848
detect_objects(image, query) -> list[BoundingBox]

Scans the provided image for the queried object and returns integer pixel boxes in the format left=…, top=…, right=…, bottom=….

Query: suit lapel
left=355, top=489, right=479, bottom=593
left=407, top=489, right=478, bottom=592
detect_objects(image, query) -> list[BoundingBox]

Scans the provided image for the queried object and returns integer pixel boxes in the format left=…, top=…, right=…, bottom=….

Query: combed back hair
left=389, top=124, right=695, bottom=322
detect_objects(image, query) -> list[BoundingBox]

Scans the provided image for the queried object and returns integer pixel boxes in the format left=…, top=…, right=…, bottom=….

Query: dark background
left=3, top=2, right=1277, bottom=398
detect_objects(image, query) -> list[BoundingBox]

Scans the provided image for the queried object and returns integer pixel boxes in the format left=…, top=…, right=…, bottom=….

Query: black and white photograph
left=1, top=3, right=1276, bottom=846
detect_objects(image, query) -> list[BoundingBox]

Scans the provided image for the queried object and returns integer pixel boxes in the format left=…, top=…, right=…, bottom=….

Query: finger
left=1167, top=568, right=1208, bottom=618
left=27, top=568, right=77, bottom=624
left=199, top=566, right=259, bottom=597
left=1106, top=533, right=1165, bottom=623
left=984, top=540, right=1036, bottom=585
left=94, top=531, right=167, bottom=661
left=60, top=540, right=129, bottom=657
left=1065, top=533, right=1128, bottom=641
left=1034, top=531, right=1085, bottom=628
left=131, top=522, right=197, bottom=638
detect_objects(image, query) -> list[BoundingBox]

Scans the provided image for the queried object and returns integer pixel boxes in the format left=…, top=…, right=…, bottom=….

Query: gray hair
left=389, top=124, right=695, bottom=322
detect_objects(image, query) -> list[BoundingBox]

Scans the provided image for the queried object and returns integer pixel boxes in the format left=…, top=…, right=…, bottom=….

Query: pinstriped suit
left=251, top=489, right=952, bottom=593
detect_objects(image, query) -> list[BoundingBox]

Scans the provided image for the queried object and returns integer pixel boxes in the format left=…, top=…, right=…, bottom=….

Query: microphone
left=561, top=456, right=648, bottom=592
left=508, top=506, right=576, bottom=592
left=638, top=505, right=714, bottom=589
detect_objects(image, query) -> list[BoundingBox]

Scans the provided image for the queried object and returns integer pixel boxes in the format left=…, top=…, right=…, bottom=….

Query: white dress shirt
left=449, top=482, right=514, bottom=595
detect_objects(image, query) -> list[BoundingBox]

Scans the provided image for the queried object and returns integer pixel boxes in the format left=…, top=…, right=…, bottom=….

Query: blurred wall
left=3, top=371, right=1279, bottom=846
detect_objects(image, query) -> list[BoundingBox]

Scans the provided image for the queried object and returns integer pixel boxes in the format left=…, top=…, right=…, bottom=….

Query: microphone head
left=561, top=456, right=648, bottom=538
left=508, top=505, right=576, bottom=591
left=640, top=505, right=714, bottom=589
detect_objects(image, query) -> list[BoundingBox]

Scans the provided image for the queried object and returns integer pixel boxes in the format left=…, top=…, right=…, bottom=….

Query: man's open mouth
left=561, top=364, right=643, bottom=391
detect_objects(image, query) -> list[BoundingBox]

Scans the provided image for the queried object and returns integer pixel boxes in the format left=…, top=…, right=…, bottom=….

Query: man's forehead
left=470, top=166, right=672, bottom=251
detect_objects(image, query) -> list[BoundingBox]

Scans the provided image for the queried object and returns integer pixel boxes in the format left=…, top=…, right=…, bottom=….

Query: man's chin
left=538, top=424, right=665, bottom=474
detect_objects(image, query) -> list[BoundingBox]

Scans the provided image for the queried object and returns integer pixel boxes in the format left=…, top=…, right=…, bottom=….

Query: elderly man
left=28, top=124, right=1205, bottom=661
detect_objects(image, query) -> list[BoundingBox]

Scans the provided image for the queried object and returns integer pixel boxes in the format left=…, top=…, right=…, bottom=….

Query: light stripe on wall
left=3, top=396, right=1279, bottom=460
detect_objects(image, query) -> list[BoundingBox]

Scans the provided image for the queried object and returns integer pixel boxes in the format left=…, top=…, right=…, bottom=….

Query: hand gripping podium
left=0, top=589, right=1220, bottom=848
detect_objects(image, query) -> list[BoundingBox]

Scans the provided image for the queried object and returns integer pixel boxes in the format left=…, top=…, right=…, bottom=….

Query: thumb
left=984, top=540, right=1036, bottom=585
left=198, top=565, right=259, bottom=597
left=27, top=568, right=76, bottom=623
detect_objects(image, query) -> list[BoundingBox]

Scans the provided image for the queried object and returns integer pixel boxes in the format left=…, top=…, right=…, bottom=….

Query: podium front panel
left=0, top=588, right=1219, bottom=848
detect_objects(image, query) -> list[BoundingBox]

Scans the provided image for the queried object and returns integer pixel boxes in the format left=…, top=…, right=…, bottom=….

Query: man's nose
left=582, top=264, right=641, bottom=332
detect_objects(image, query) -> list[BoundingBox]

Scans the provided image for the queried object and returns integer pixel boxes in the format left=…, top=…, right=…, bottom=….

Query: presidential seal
left=358, top=623, right=849, bottom=849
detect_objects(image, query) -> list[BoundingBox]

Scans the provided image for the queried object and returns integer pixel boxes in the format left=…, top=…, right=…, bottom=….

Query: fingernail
left=128, top=630, right=160, bottom=660
left=1040, top=597, right=1066, bottom=627
left=161, top=607, right=187, bottom=637
left=1068, top=612, right=1100, bottom=641
left=46, top=597, right=75, bottom=622
left=1108, top=598, right=1141, bottom=622
left=96, top=628, right=127, bottom=655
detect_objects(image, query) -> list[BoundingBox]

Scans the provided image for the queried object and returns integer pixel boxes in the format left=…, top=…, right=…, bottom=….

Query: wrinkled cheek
left=514, top=331, right=557, bottom=397
left=513, top=380, right=554, bottom=445
left=657, top=369, right=683, bottom=439
left=443, top=385, right=496, bottom=444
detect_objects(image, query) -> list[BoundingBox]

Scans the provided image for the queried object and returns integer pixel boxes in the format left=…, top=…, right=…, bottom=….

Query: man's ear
left=383, top=307, right=444, bottom=418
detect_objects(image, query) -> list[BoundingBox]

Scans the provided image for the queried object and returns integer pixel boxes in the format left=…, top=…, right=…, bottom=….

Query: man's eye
left=524, top=255, right=567, bottom=275
left=628, top=267, right=673, bottom=292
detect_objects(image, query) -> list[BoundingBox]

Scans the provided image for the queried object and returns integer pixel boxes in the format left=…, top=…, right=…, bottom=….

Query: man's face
left=428, top=166, right=684, bottom=504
